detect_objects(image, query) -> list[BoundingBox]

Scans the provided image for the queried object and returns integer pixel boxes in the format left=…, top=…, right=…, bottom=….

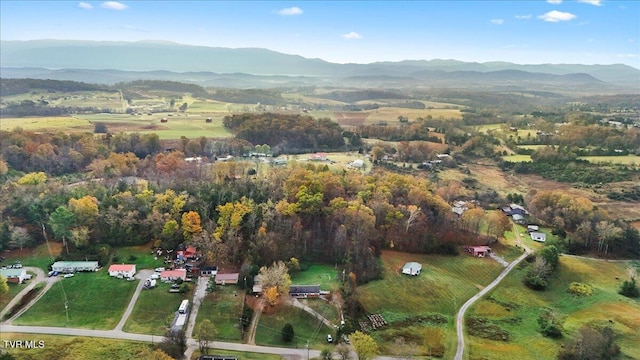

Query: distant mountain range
left=1, top=40, right=639, bottom=90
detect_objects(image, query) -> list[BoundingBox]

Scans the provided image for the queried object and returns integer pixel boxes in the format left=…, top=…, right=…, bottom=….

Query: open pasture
left=363, top=106, right=462, bottom=124
left=579, top=155, right=640, bottom=166
left=0, top=116, right=92, bottom=132
left=195, top=285, right=244, bottom=342
left=467, top=256, right=640, bottom=360
left=15, top=269, right=137, bottom=329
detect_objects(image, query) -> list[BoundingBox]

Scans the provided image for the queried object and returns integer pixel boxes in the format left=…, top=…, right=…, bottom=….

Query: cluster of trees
left=208, top=88, right=283, bottom=105
left=0, top=100, right=114, bottom=117
left=223, top=113, right=346, bottom=154
left=0, top=78, right=108, bottom=96
left=316, top=90, right=408, bottom=103
left=527, top=190, right=640, bottom=257
left=524, top=245, right=560, bottom=291
left=357, top=121, right=440, bottom=142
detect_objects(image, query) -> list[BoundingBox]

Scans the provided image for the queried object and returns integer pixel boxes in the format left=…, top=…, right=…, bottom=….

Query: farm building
left=0, top=268, right=28, bottom=284
left=51, top=261, right=99, bottom=273
left=401, top=262, right=422, bottom=276
left=527, top=225, right=539, bottom=232
left=512, top=214, right=526, bottom=225
left=271, top=157, right=287, bottom=166
left=176, top=246, right=198, bottom=261
left=501, top=204, right=529, bottom=216
left=160, top=269, right=187, bottom=282
left=530, top=232, right=547, bottom=242
left=308, top=152, right=328, bottom=161
left=214, top=273, right=239, bottom=285
left=464, top=246, right=492, bottom=258
left=289, top=285, right=321, bottom=298
left=349, top=159, right=365, bottom=169
left=108, top=264, right=136, bottom=278
left=200, top=266, right=218, bottom=276
left=452, top=201, right=468, bottom=216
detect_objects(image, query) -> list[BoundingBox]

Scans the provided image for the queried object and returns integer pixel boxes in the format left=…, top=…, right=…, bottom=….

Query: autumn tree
left=485, top=211, right=511, bottom=241
left=256, top=261, right=291, bottom=306
left=462, top=208, right=485, bottom=236
left=350, top=331, right=379, bottom=360
left=0, top=275, right=9, bottom=297
left=181, top=211, right=203, bottom=242
left=197, top=319, right=216, bottom=355
left=137, top=348, right=174, bottom=360
left=17, top=172, right=47, bottom=185
left=68, top=196, right=99, bottom=225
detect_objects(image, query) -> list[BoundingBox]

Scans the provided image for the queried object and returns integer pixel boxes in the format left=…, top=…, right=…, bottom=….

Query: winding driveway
left=1, top=267, right=61, bottom=323
left=114, top=269, right=154, bottom=331
left=454, top=229, right=532, bottom=360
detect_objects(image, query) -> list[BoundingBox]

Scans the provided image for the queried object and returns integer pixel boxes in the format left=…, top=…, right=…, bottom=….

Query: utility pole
left=64, top=302, right=69, bottom=322
left=306, top=341, right=310, bottom=360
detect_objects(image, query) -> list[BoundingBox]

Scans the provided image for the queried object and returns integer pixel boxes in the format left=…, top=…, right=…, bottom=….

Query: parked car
left=48, top=271, right=54, bottom=277
left=126, top=277, right=136, bottom=281
left=343, top=335, right=350, bottom=344
left=155, top=267, right=165, bottom=272
left=63, top=273, right=75, bottom=278
left=149, top=274, right=160, bottom=280
left=327, top=335, right=333, bottom=343
left=52, top=271, right=59, bottom=277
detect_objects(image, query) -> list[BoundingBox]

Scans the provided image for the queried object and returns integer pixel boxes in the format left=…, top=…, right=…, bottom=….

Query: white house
left=51, top=261, right=99, bottom=273
left=349, top=159, right=365, bottom=169
left=108, top=264, right=136, bottom=278
left=0, top=268, right=28, bottom=284
left=401, top=262, right=422, bottom=276
left=530, top=232, right=547, bottom=242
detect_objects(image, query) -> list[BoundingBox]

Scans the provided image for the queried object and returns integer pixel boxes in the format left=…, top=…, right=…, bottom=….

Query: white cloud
left=78, top=2, right=93, bottom=9
left=491, top=19, right=504, bottom=25
left=100, top=1, right=128, bottom=10
left=617, top=53, right=639, bottom=59
left=341, top=32, right=362, bottom=40
left=515, top=14, right=532, bottom=19
left=578, top=0, right=602, bottom=6
left=276, top=6, right=303, bottom=16
left=547, top=0, right=562, bottom=4
left=538, top=10, right=576, bottom=22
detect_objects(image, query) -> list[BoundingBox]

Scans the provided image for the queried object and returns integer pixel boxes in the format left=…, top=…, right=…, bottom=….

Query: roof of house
left=0, top=268, right=26, bottom=277
left=402, top=262, right=422, bottom=270
left=530, top=232, right=546, bottom=238
left=160, top=269, right=187, bottom=277
left=215, top=273, right=240, bottom=282
left=512, top=214, right=525, bottom=221
left=52, top=261, right=99, bottom=267
left=289, top=285, right=321, bottom=293
left=469, top=246, right=491, bottom=252
left=108, top=264, right=136, bottom=272
left=185, top=246, right=197, bottom=254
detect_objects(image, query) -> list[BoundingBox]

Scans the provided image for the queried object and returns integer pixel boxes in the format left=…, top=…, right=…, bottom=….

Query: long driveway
left=454, top=228, right=532, bottom=360
left=114, top=269, right=154, bottom=331
left=1, top=267, right=62, bottom=323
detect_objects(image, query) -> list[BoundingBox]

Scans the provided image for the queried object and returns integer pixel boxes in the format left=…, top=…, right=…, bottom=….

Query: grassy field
left=189, top=349, right=284, bottom=360
left=579, top=155, right=640, bottom=166
left=0, top=116, right=92, bottom=132
left=467, top=257, right=640, bottom=360
left=0, top=282, right=26, bottom=310
left=1, top=242, right=61, bottom=271
left=0, top=333, right=154, bottom=360
left=111, top=244, right=166, bottom=270
left=194, top=284, right=244, bottom=342
left=15, top=269, right=137, bottom=329
left=291, top=264, right=341, bottom=292
left=363, top=106, right=462, bottom=124
left=358, top=250, right=504, bottom=358
left=254, top=305, right=333, bottom=348
left=501, top=154, right=532, bottom=162
left=123, top=281, right=192, bottom=335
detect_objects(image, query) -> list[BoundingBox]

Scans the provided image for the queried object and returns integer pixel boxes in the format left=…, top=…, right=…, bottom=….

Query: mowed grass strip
left=254, top=305, right=332, bottom=348
left=15, top=270, right=137, bottom=329
left=195, top=285, right=244, bottom=342
left=0, top=116, right=92, bottom=132
left=468, top=256, right=640, bottom=360
left=579, top=155, right=640, bottom=166
left=123, top=281, right=191, bottom=335
left=111, top=244, right=165, bottom=270
left=290, top=264, right=341, bottom=292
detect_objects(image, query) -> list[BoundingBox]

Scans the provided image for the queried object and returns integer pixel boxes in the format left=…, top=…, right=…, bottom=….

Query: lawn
left=14, top=269, right=137, bottom=329
left=357, top=250, right=504, bottom=358
left=501, top=154, right=532, bottom=162
left=467, top=256, right=640, bottom=360
left=0, top=116, right=92, bottom=132
left=189, top=349, right=284, bottom=360
left=123, top=280, right=192, bottom=335
left=0, top=333, right=154, bottom=360
left=290, top=264, right=341, bottom=292
left=0, top=282, right=26, bottom=310
left=254, top=305, right=333, bottom=348
left=111, top=244, right=165, bottom=270
left=195, top=284, right=244, bottom=342
left=2, top=242, right=61, bottom=271
left=579, top=155, right=640, bottom=166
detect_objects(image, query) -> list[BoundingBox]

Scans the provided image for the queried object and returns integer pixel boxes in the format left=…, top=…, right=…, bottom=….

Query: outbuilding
left=401, top=262, right=422, bottom=276
left=214, top=273, right=239, bottom=285
left=160, top=269, right=187, bottom=282
left=530, top=232, right=547, bottom=242
left=289, top=285, right=321, bottom=298
left=51, top=261, right=99, bottom=273
left=464, top=246, right=492, bottom=258
left=108, top=264, right=137, bottom=278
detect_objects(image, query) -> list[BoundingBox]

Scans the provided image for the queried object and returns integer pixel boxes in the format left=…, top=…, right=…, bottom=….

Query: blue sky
left=1, top=1, right=639, bottom=68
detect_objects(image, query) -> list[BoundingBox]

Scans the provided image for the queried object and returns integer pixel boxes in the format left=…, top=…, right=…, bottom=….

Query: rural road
left=0, top=267, right=45, bottom=320
left=1, top=267, right=62, bottom=324
left=454, top=237, right=531, bottom=360
left=114, top=269, right=154, bottom=331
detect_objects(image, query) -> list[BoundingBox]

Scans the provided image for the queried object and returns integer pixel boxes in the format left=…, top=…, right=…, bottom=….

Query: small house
left=349, top=159, right=365, bottom=169
left=512, top=214, right=526, bottom=225
left=160, top=269, right=187, bottom=282
left=308, top=153, right=328, bottom=161
left=401, top=262, right=422, bottom=276
left=200, top=266, right=218, bottom=276
left=0, top=268, right=28, bottom=284
left=214, top=273, right=240, bottom=285
left=530, top=232, right=547, bottom=242
left=289, top=285, right=321, bottom=298
left=51, top=261, right=99, bottom=273
left=108, top=264, right=136, bottom=278
left=527, top=225, right=539, bottom=232
left=464, top=246, right=491, bottom=258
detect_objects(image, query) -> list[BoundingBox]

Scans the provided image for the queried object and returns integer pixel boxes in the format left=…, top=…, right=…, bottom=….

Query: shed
left=512, top=214, right=526, bottom=224
left=200, top=266, right=218, bottom=276
left=530, top=232, right=547, bottom=242
left=160, top=269, right=187, bottom=282
left=214, top=273, right=239, bottom=285
left=0, top=268, right=28, bottom=284
left=401, top=262, right=422, bottom=276
left=108, top=264, right=136, bottom=278
left=527, top=225, right=539, bottom=232
left=464, top=246, right=491, bottom=258
left=350, top=159, right=365, bottom=169
left=289, top=285, right=321, bottom=298
left=51, top=261, right=99, bottom=273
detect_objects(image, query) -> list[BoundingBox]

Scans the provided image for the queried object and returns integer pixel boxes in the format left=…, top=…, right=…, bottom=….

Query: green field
left=467, top=257, right=640, bottom=360
left=254, top=305, right=333, bottom=348
left=502, top=154, right=532, bottom=162
left=123, top=281, right=192, bottom=335
left=1, top=243, right=60, bottom=271
left=15, top=270, right=137, bottom=329
left=290, top=264, right=341, bottom=293
left=0, top=282, right=26, bottom=311
left=111, top=244, right=166, bottom=270
left=195, top=284, right=244, bottom=342
left=579, top=155, right=640, bottom=166
left=358, top=250, right=504, bottom=358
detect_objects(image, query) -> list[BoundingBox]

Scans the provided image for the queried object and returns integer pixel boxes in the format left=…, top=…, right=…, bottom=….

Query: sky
left=1, top=0, right=639, bottom=68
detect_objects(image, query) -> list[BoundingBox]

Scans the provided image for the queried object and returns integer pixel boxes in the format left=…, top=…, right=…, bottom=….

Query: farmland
left=467, top=257, right=640, bottom=360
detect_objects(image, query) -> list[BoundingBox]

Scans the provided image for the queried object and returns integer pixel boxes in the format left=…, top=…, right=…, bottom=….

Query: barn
left=401, top=262, right=422, bottom=276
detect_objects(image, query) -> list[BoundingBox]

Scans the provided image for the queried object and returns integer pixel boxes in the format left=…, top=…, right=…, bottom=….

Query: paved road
left=1, top=267, right=62, bottom=324
left=114, top=269, right=154, bottom=331
left=454, top=228, right=531, bottom=360
left=183, top=276, right=209, bottom=359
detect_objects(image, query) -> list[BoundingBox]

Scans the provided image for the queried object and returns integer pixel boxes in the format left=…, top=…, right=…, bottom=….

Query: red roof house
left=464, top=246, right=492, bottom=258
left=108, top=264, right=137, bottom=278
